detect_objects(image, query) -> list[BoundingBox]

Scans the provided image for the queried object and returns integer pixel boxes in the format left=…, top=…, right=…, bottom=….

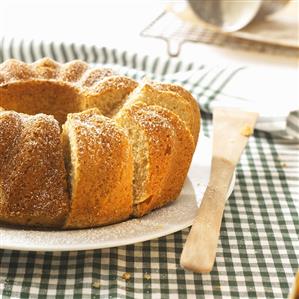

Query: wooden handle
left=180, top=107, right=258, bottom=273
left=180, top=158, right=234, bottom=273
left=180, top=185, right=228, bottom=272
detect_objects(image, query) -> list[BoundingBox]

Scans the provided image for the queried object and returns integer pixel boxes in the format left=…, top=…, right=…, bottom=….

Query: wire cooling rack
left=141, top=11, right=299, bottom=57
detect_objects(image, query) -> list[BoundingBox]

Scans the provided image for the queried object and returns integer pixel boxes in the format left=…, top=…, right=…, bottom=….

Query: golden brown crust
left=31, top=58, right=61, bottom=79
left=59, top=60, right=89, bottom=82
left=0, top=59, right=36, bottom=81
left=123, top=82, right=200, bottom=143
left=133, top=105, right=195, bottom=217
left=80, top=68, right=115, bottom=87
left=63, top=110, right=133, bottom=228
left=151, top=82, right=201, bottom=143
left=0, top=111, right=69, bottom=227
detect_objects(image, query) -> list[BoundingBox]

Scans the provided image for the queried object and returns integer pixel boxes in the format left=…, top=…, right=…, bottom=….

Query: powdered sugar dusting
left=0, top=111, right=69, bottom=226
left=0, top=178, right=196, bottom=250
left=0, top=58, right=115, bottom=87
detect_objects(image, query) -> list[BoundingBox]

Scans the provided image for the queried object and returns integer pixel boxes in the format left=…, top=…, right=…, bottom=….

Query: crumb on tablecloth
left=91, top=280, right=101, bottom=289
left=144, top=273, right=151, bottom=280
left=122, top=272, right=131, bottom=280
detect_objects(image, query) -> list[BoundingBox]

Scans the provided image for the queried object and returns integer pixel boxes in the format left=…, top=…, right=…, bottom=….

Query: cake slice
left=145, top=105, right=195, bottom=211
left=63, top=109, right=133, bottom=228
left=0, top=110, right=69, bottom=227
left=115, top=103, right=179, bottom=216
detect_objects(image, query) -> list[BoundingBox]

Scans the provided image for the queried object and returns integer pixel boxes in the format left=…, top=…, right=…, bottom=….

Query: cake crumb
left=144, top=273, right=151, bottom=280
left=241, top=125, right=254, bottom=137
left=122, top=272, right=131, bottom=280
left=92, top=280, right=101, bottom=289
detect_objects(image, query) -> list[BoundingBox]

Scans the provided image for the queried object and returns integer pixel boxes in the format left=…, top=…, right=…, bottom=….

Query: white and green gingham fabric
left=0, top=38, right=298, bottom=299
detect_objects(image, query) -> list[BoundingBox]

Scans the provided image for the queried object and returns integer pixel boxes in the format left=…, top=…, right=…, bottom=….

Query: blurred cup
left=187, top=0, right=290, bottom=32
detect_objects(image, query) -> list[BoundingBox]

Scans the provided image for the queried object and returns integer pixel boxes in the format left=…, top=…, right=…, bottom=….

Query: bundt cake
left=0, top=58, right=200, bottom=229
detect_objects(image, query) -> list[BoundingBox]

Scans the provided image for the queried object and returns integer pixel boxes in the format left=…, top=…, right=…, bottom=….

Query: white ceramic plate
left=0, top=133, right=235, bottom=251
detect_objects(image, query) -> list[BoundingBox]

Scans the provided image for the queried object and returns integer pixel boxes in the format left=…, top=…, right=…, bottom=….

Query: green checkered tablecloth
left=0, top=38, right=298, bottom=299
